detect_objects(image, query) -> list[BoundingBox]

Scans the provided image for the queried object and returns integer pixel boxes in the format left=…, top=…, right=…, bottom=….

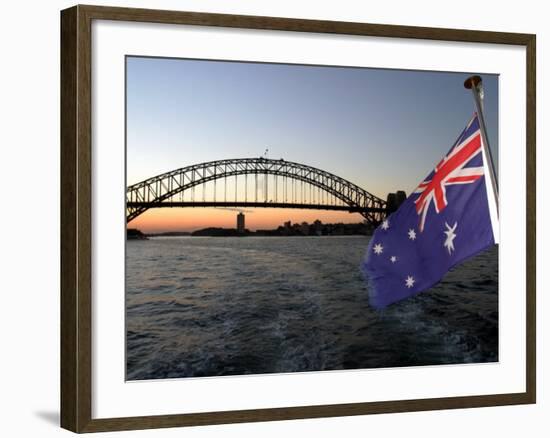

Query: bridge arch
left=127, top=158, right=387, bottom=225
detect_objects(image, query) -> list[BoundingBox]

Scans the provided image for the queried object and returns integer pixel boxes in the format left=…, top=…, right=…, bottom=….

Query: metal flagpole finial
left=464, top=75, right=482, bottom=90
left=464, top=75, right=484, bottom=111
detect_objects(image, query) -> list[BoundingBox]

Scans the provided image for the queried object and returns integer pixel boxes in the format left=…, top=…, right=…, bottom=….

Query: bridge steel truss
left=126, top=158, right=387, bottom=225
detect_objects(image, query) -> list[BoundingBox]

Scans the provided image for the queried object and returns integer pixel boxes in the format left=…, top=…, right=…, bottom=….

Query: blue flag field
left=362, top=113, right=499, bottom=309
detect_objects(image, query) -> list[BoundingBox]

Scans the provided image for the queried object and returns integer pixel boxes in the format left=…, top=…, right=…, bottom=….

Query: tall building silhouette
left=237, top=212, right=245, bottom=234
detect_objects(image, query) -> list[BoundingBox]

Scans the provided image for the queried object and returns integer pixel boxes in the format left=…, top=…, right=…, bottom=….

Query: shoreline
left=143, top=233, right=371, bottom=238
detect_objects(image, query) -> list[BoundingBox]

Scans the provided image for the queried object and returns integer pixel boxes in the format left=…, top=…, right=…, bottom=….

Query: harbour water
left=126, top=236, right=498, bottom=380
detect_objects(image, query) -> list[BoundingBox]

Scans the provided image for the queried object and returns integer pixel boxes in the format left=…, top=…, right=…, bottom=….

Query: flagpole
left=464, top=75, right=499, bottom=213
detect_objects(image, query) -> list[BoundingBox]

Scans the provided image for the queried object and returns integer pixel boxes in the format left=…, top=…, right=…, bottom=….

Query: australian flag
left=363, top=113, right=498, bottom=309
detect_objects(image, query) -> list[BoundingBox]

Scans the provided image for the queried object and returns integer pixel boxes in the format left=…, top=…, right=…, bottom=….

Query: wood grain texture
left=79, top=4, right=534, bottom=44
left=80, top=393, right=534, bottom=433
left=60, top=5, right=78, bottom=432
left=76, top=4, right=93, bottom=431
left=60, top=4, right=537, bottom=433
left=525, top=34, right=536, bottom=404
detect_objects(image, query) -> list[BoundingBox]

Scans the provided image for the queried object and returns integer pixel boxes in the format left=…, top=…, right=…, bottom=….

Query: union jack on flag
left=414, top=115, right=484, bottom=232
left=362, top=113, right=498, bottom=309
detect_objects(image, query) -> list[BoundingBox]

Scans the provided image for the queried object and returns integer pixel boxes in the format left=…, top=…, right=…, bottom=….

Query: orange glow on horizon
left=128, top=208, right=365, bottom=233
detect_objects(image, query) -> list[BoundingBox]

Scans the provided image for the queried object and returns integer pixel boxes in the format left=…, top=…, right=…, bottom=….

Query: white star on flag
left=381, top=220, right=389, bottom=230
left=390, top=256, right=397, bottom=263
left=405, top=275, right=415, bottom=288
left=408, top=229, right=417, bottom=240
left=443, top=221, right=458, bottom=254
left=373, top=243, right=384, bottom=255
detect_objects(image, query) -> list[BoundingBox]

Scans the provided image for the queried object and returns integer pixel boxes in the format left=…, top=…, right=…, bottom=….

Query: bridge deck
left=127, top=201, right=387, bottom=214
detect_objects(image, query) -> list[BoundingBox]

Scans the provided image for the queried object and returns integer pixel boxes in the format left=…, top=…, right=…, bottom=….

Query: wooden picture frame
left=61, top=4, right=536, bottom=433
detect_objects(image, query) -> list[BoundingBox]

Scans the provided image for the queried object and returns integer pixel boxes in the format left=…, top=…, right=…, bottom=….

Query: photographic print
left=125, top=57, right=499, bottom=381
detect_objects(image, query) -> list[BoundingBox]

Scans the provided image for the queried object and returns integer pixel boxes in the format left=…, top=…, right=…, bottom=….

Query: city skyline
left=126, top=56, right=498, bottom=233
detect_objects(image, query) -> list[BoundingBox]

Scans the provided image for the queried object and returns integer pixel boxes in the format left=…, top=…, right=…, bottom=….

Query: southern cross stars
left=408, top=228, right=417, bottom=240
left=443, top=221, right=458, bottom=254
left=381, top=219, right=390, bottom=230
left=405, top=275, right=415, bottom=288
left=390, top=256, right=397, bottom=263
left=373, top=243, right=384, bottom=255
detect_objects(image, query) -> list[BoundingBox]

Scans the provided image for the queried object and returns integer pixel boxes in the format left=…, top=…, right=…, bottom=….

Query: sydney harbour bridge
left=126, top=157, right=405, bottom=226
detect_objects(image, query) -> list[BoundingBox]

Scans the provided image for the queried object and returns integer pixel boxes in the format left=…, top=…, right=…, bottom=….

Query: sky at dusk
left=126, top=56, right=498, bottom=233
